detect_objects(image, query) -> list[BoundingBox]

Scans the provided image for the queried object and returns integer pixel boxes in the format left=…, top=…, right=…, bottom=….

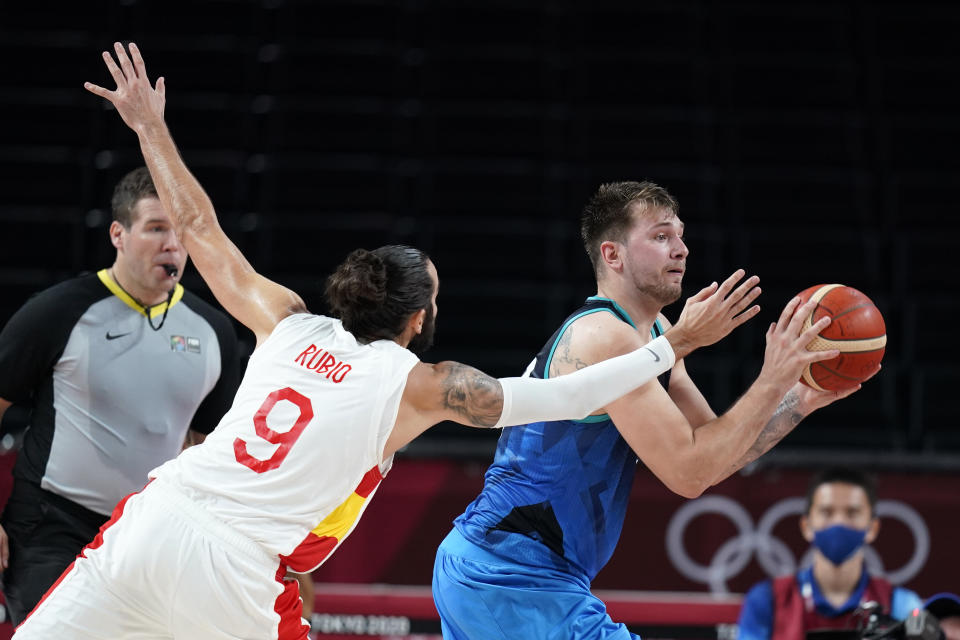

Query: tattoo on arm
left=549, top=327, right=590, bottom=378
left=726, top=390, right=805, bottom=474
left=436, top=362, right=504, bottom=427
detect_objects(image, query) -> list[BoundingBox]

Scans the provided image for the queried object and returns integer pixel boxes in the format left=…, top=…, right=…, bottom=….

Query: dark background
left=2, top=0, right=959, bottom=464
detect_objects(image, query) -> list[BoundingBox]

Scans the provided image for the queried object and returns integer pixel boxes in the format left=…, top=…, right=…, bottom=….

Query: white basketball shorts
left=13, top=479, right=309, bottom=640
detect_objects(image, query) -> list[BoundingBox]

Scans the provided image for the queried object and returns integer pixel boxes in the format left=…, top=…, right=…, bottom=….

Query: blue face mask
left=812, top=524, right=868, bottom=565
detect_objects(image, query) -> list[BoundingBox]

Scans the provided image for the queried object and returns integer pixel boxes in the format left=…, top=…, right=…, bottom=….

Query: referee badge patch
left=170, top=335, right=202, bottom=353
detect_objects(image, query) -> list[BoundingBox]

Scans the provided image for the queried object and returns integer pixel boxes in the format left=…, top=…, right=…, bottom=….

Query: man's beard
left=636, top=278, right=683, bottom=306
left=407, top=308, right=436, bottom=355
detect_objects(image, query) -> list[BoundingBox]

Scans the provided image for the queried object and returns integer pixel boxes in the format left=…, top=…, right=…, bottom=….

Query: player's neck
left=812, top=554, right=863, bottom=607
left=109, top=262, right=170, bottom=307
left=595, top=281, right=662, bottom=332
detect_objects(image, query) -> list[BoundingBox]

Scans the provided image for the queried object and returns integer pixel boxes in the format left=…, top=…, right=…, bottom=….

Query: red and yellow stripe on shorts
left=281, top=465, right=383, bottom=572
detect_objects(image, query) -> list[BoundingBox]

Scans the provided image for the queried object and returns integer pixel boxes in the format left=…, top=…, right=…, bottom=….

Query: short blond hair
left=580, top=180, right=679, bottom=277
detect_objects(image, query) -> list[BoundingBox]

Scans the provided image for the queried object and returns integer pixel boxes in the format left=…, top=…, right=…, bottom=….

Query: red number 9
left=234, top=387, right=313, bottom=473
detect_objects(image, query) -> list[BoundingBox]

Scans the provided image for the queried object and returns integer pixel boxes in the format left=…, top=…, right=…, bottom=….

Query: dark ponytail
left=325, top=245, right=433, bottom=342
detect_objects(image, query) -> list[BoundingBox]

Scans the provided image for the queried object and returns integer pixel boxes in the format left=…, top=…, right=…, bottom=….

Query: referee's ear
left=109, top=220, right=126, bottom=251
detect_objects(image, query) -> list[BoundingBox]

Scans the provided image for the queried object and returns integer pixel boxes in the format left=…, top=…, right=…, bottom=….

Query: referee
left=0, top=167, right=240, bottom=625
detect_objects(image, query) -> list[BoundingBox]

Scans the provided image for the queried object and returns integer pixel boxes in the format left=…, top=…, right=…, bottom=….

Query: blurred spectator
left=738, top=468, right=923, bottom=639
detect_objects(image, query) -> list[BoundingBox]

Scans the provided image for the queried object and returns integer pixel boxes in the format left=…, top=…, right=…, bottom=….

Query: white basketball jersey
left=151, top=313, right=420, bottom=572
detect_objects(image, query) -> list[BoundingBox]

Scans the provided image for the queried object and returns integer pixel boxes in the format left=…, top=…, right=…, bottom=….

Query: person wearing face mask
left=737, top=468, right=924, bottom=640
left=0, top=167, right=240, bottom=625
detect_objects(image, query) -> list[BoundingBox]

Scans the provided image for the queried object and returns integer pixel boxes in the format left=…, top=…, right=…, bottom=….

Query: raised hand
left=84, top=42, right=165, bottom=133
left=759, top=297, right=840, bottom=391
left=668, top=269, right=762, bottom=358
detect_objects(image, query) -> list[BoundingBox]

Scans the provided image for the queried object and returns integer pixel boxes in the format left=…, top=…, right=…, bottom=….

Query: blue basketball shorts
left=432, top=528, right=639, bottom=640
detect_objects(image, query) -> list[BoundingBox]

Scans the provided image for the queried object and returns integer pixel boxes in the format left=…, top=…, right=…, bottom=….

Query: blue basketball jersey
left=453, top=297, right=669, bottom=580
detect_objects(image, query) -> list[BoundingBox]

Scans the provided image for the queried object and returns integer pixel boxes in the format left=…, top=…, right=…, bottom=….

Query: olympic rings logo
left=665, top=496, right=930, bottom=594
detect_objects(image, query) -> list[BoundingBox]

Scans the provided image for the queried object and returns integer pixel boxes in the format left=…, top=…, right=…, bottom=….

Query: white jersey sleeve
left=151, top=313, right=420, bottom=571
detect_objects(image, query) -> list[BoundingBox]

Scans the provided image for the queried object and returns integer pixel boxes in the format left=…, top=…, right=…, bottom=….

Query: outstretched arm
left=85, top=43, right=305, bottom=344
left=384, top=334, right=677, bottom=460
left=383, top=276, right=760, bottom=460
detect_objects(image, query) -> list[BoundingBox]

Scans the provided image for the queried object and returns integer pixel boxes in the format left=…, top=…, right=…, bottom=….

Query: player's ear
left=600, top=240, right=622, bottom=272
left=409, top=308, right=426, bottom=335
left=109, top=221, right=125, bottom=251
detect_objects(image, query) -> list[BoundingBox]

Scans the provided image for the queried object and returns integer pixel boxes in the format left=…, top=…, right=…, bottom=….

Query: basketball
left=795, top=284, right=886, bottom=391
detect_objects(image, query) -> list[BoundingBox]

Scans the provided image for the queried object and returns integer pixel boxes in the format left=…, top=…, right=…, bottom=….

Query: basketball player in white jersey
left=13, top=43, right=833, bottom=639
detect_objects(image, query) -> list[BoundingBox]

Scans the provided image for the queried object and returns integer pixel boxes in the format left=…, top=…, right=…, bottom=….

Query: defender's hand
left=84, top=42, right=166, bottom=133
left=668, top=269, right=761, bottom=359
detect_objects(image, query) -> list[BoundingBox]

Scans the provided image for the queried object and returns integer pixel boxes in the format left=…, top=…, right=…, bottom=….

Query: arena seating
left=1, top=0, right=958, bottom=459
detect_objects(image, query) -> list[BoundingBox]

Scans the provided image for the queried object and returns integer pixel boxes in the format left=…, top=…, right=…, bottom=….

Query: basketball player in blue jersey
left=433, top=181, right=868, bottom=640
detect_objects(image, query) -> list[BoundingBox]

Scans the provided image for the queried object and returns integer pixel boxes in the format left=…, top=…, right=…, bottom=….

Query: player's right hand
left=670, top=269, right=762, bottom=357
left=758, top=297, right=840, bottom=390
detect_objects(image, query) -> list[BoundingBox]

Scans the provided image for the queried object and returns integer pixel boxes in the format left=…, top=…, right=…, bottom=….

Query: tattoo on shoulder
left=549, top=326, right=590, bottom=377
left=435, top=362, right=503, bottom=427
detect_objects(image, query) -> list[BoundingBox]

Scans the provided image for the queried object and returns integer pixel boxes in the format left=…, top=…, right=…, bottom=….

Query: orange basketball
left=795, top=284, right=886, bottom=391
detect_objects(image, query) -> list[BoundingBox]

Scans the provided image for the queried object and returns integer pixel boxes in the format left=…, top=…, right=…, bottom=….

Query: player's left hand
left=84, top=42, right=166, bottom=133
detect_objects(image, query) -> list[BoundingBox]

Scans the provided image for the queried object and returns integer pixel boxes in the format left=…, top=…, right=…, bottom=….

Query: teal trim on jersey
left=546, top=301, right=665, bottom=424
left=575, top=413, right=612, bottom=424
left=653, top=317, right=664, bottom=337
left=585, top=296, right=638, bottom=329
